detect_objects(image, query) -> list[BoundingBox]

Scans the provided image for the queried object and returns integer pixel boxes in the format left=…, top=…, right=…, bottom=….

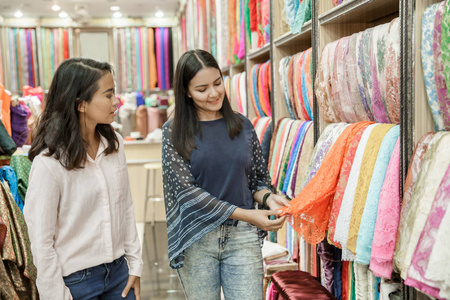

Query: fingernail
left=122, top=294, right=126, bottom=298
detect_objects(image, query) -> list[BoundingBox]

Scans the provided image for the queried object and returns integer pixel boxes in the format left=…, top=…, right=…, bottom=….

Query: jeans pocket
left=63, top=269, right=86, bottom=286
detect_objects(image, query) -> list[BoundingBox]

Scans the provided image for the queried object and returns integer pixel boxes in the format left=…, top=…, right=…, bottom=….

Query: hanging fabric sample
left=250, top=60, right=271, bottom=117
left=7, top=28, right=39, bottom=91
left=40, top=28, right=70, bottom=90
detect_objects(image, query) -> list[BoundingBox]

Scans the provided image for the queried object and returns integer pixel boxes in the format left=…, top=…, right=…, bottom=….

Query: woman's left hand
left=267, top=194, right=290, bottom=212
left=122, top=275, right=141, bottom=299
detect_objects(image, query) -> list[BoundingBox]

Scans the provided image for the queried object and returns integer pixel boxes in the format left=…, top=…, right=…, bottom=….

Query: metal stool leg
left=151, top=168, right=161, bottom=290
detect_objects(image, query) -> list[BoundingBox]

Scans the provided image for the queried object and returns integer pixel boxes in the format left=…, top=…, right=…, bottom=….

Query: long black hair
left=172, top=49, right=242, bottom=161
left=29, top=58, right=119, bottom=170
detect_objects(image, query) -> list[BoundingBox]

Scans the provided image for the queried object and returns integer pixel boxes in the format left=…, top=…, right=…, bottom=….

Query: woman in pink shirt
left=24, top=58, right=143, bottom=300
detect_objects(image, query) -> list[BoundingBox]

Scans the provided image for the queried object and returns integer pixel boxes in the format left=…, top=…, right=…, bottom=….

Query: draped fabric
left=7, top=28, right=39, bottom=91
left=394, top=132, right=450, bottom=280
left=346, top=124, right=395, bottom=253
left=116, top=27, right=172, bottom=92
left=369, top=139, right=401, bottom=278
left=327, top=123, right=371, bottom=247
left=0, top=181, right=38, bottom=300
left=316, top=20, right=400, bottom=123
left=281, top=122, right=373, bottom=245
left=355, top=128, right=400, bottom=264
left=40, top=28, right=69, bottom=90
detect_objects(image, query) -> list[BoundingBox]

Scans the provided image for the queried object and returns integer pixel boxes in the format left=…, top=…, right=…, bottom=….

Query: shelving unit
left=179, top=1, right=441, bottom=298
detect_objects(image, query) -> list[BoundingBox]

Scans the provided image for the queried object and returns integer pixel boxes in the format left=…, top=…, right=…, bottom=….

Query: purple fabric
left=10, top=104, right=29, bottom=147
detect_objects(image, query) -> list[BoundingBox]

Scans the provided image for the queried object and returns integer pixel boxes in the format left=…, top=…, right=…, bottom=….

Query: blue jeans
left=63, top=255, right=135, bottom=300
left=177, top=220, right=264, bottom=300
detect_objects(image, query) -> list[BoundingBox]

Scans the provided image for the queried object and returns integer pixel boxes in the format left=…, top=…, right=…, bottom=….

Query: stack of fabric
left=279, top=48, right=314, bottom=120
left=282, top=0, right=312, bottom=34
left=421, top=1, right=450, bottom=131
left=315, top=18, right=400, bottom=124
left=230, top=72, right=247, bottom=116
left=250, top=60, right=272, bottom=117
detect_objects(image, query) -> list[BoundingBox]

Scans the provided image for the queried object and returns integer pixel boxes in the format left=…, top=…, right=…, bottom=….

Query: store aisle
left=138, top=222, right=185, bottom=300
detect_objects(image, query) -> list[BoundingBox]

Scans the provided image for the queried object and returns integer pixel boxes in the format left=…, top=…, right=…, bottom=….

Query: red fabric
left=249, top=0, right=258, bottom=31
left=272, top=270, right=336, bottom=299
left=63, top=29, right=69, bottom=59
left=342, top=261, right=349, bottom=300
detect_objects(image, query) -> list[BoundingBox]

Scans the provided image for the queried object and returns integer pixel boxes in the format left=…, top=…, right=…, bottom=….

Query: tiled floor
left=138, top=222, right=185, bottom=300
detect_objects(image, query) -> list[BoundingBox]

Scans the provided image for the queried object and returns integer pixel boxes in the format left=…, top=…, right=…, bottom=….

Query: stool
left=271, top=270, right=336, bottom=299
left=143, top=162, right=163, bottom=289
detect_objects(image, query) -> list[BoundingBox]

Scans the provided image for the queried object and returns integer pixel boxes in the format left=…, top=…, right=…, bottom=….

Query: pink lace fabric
left=385, top=18, right=400, bottom=124
left=405, top=163, right=450, bottom=298
left=369, top=139, right=400, bottom=278
left=336, top=36, right=358, bottom=123
left=395, top=132, right=450, bottom=280
left=332, top=39, right=347, bottom=121
left=370, top=23, right=391, bottom=123
left=315, top=41, right=341, bottom=123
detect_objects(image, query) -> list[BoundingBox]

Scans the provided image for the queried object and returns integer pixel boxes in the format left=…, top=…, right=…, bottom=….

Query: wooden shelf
left=247, top=43, right=270, bottom=60
left=274, top=21, right=312, bottom=48
left=319, top=0, right=399, bottom=25
left=221, top=66, right=230, bottom=75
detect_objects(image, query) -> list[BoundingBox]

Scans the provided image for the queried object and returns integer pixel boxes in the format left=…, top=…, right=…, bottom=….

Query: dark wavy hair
left=172, top=49, right=243, bottom=161
left=29, top=58, right=119, bottom=170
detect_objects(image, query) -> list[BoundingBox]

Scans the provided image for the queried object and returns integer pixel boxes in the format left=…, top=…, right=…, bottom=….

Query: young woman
left=162, top=49, right=289, bottom=299
left=24, top=58, right=142, bottom=300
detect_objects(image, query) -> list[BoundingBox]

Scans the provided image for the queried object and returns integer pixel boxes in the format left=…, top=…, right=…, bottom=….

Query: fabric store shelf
left=319, top=0, right=399, bottom=25
left=274, top=21, right=312, bottom=48
left=247, top=43, right=270, bottom=60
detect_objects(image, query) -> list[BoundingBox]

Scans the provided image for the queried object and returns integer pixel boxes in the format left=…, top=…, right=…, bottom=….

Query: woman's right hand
left=245, top=209, right=286, bottom=232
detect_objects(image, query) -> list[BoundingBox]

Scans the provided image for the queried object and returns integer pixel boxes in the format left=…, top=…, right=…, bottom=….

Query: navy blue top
left=190, top=117, right=254, bottom=209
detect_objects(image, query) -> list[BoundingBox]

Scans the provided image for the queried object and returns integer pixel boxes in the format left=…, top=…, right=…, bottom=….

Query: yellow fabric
left=278, top=218, right=287, bottom=248
left=347, top=124, right=394, bottom=253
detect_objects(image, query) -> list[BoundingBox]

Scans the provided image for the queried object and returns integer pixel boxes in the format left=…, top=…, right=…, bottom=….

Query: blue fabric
left=282, top=121, right=308, bottom=194
left=26, top=30, right=33, bottom=87
left=162, top=115, right=271, bottom=269
left=0, top=166, right=23, bottom=212
left=134, top=92, right=144, bottom=107
left=63, top=255, right=134, bottom=299
left=301, top=54, right=313, bottom=119
left=333, top=247, right=343, bottom=300
left=355, top=126, right=400, bottom=265
left=176, top=221, right=263, bottom=299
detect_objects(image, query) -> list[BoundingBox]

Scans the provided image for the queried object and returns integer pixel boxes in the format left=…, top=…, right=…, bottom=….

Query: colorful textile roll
left=249, top=60, right=271, bottom=117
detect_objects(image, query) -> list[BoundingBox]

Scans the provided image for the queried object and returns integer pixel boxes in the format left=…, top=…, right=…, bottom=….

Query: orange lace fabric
left=280, top=121, right=373, bottom=244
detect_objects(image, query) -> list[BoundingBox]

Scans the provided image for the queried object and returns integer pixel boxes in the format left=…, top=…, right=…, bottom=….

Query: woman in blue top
left=162, top=49, right=289, bottom=299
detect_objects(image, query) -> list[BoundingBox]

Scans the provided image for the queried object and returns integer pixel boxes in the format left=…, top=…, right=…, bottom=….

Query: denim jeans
left=177, top=220, right=264, bottom=300
left=63, top=255, right=135, bottom=300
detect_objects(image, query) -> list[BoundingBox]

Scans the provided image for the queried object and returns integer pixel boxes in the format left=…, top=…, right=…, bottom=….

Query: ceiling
left=0, top=0, right=180, bottom=19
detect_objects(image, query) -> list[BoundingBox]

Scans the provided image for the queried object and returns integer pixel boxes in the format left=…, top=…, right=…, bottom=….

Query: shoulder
left=162, top=119, right=174, bottom=139
left=235, top=113, right=253, bottom=130
left=30, top=152, right=61, bottom=176
left=114, top=131, right=124, bottom=148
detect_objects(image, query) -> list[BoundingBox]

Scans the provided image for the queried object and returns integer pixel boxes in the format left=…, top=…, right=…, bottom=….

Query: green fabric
left=10, top=155, right=31, bottom=203
left=245, top=0, right=251, bottom=46
left=351, top=262, right=356, bottom=300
